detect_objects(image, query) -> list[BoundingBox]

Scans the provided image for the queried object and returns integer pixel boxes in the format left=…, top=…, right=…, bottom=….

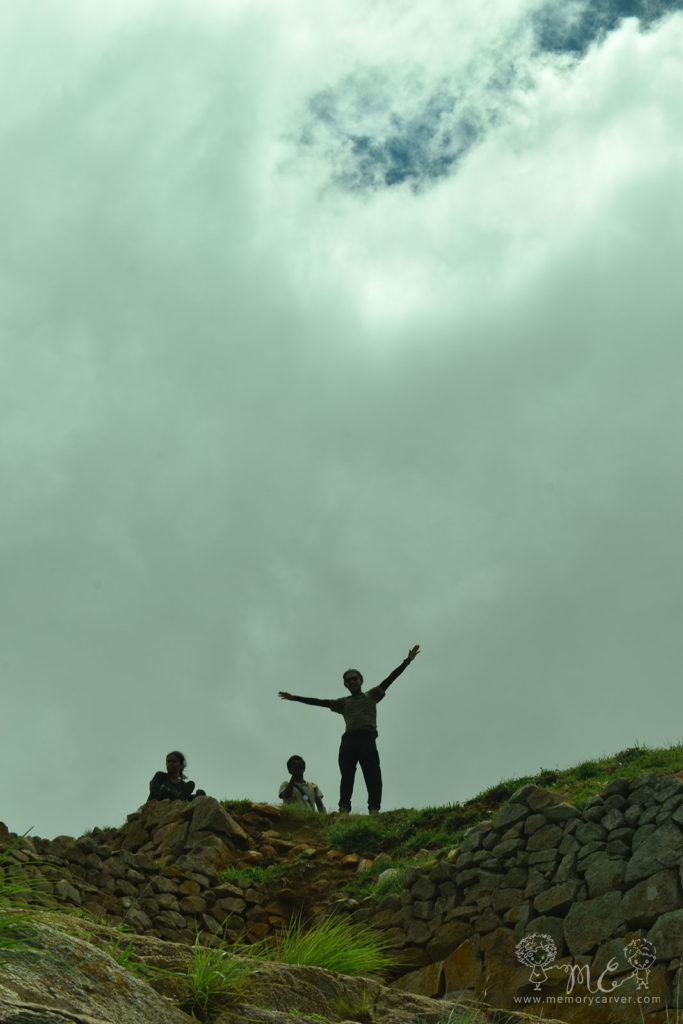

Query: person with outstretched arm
left=278, top=644, right=420, bottom=814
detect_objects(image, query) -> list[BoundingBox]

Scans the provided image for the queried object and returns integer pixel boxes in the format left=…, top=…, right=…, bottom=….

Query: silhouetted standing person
left=279, top=644, right=420, bottom=813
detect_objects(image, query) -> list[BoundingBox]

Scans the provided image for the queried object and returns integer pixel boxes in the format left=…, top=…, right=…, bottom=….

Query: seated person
left=148, top=750, right=205, bottom=801
left=279, top=755, right=326, bottom=813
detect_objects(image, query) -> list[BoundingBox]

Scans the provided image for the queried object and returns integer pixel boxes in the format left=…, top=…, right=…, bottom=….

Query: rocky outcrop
left=0, top=921, right=191, bottom=1024
left=0, top=917, right=547, bottom=1024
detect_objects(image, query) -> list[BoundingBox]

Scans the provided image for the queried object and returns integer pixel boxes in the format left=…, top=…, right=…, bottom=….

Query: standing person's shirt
left=279, top=779, right=324, bottom=811
left=328, top=688, right=385, bottom=735
left=283, top=656, right=411, bottom=737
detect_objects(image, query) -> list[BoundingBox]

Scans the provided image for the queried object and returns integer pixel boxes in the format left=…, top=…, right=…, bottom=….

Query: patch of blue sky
left=301, top=79, right=491, bottom=193
left=338, top=99, right=482, bottom=191
left=299, top=0, right=683, bottom=192
left=533, top=0, right=683, bottom=54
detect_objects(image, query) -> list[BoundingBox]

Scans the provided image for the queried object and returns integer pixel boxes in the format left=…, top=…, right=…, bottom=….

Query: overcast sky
left=2, top=0, right=683, bottom=840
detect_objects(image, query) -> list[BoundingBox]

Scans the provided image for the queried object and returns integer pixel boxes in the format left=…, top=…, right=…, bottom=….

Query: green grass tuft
left=334, top=990, right=377, bottom=1022
left=269, top=913, right=397, bottom=979
left=108, top=931, right=156, bottom=978
left=345, top=856, right=415, bottom=900
left=0, top=833, right=42, bottom=957
left=218, top=863, right=290, bottom=886
left=221, top=799, right=254, bottom=813
left=325, top=816, right=389, bottom=854
left=325, top=803, right=472, bottom=861
left=179, top=934, right=251, bottom=1021
left=573, top=759, right=600, bottom=781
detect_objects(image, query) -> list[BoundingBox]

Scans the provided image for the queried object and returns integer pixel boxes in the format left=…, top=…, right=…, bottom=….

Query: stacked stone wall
left=0, top=798, right=296, bottom=945
left=364, top=773, right=683, bottom=1023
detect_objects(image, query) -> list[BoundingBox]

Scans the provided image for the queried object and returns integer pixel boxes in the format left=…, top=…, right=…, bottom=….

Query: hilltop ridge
left=1, top=743, right=682, bottom=1024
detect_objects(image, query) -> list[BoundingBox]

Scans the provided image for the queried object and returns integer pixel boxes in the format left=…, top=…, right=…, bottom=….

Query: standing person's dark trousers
left=338, top=730, right=382, bottom=813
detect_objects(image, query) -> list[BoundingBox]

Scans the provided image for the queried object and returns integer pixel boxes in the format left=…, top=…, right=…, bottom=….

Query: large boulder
left=0, top=922, right=190, bottom=1024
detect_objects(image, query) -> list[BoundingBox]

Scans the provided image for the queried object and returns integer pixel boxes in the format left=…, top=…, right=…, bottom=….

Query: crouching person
left=279, top=755, right=326, bottom=813
left=148, top=751, right=206, bottom=801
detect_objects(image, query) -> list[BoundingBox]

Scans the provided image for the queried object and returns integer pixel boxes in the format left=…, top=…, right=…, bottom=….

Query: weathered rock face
left=0, top=918, right=547, bottom=1024
left=0, top=922, right=191, bottom=1024
left=376, top=773, right=683, bottom=1024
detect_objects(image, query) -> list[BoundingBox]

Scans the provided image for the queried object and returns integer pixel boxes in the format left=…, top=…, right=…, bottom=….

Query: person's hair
left=287, top=755, right=305, bottom=772
left=343, top=669, right=363, bottom=683
left=166, top=750, right=187, bottom=778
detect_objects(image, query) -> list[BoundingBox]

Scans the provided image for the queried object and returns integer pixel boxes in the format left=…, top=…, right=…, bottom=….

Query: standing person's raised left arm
left=377, top=644, right=420, bottom=694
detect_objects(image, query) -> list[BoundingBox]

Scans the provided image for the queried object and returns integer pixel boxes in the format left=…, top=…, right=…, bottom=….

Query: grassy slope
left=309, top=741, right=683, bottom=899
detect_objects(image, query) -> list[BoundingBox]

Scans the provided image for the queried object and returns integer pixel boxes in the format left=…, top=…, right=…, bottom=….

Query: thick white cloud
left=1, top=1, right=682, bottom=837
